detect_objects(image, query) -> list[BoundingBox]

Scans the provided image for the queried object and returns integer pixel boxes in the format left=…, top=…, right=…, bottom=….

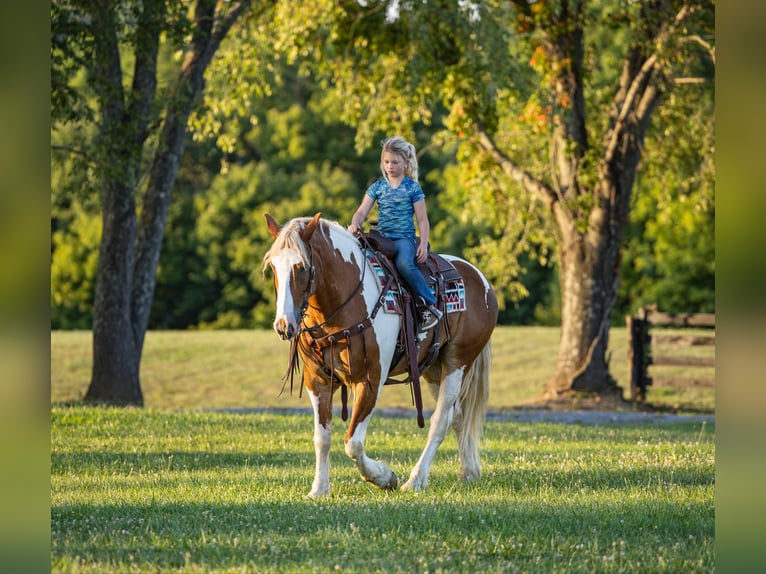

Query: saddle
left=358, top=228, right=463, bottom=427
left=362, top=228, right=462, bottom=286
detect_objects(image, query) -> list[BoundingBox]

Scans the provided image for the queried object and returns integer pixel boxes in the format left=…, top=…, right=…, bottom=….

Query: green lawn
left=50, top=326, right=715, bottom=413
left=51, top=407, right=714, bottom=573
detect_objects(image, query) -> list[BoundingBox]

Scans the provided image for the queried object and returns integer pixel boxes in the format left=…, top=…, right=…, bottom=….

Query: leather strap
left=402, top=292, right=425, bottom=428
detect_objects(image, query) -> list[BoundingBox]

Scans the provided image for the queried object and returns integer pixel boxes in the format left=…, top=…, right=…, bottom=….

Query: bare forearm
left=348, top=195, right=374, bottom=233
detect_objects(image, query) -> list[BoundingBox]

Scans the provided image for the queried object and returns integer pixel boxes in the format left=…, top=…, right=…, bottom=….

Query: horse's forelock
left=262, top=217, right=311, bottom=271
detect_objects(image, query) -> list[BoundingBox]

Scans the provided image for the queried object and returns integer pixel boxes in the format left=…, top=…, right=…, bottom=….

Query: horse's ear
left=264, top=213, right=281, bottom=239
left=300, top=212, right=322, bottom=242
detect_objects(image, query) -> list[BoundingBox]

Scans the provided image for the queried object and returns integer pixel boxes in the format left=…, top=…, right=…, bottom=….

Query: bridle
left=302, top=247, right=367, bottom=331
left=292, top=247, right=317, bottom=326
left=280, top=234, right=394, bottom=420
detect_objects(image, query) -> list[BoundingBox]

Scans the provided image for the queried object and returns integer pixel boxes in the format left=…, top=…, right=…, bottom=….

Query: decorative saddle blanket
left=361, top=231, right=466, bottom=315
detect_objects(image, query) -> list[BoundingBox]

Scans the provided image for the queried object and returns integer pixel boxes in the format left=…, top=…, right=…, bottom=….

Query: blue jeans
left=393, top=238, right=436, bottom=306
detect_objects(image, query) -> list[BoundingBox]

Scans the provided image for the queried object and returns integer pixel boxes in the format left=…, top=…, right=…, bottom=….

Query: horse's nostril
left=274, top=318, right=296, bottom=340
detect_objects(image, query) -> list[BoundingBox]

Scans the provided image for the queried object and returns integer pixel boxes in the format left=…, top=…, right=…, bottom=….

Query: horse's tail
left=456, top=339, right=491, bottom=481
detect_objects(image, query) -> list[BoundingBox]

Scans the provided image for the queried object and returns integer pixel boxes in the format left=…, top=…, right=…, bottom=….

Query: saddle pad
left=444, top=278, right=466, bottom=313
left=365, top=250, right=401, bottom=313
left=364, top=250, right=466, bottom=315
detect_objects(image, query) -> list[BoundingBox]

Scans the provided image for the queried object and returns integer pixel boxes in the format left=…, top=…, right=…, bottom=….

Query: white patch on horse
left=307, top=391, right=332, bottom=498
left=271, top=249, right=302, bottom=333
left=328, top=224, right=400, bottom=381
left=368, top=293, right=400, bottom=390
left=443, top=254, right=493, bottom=307
left=327, top=225, right=359, bottom=266
left=346, top=415, right=397, bottom=489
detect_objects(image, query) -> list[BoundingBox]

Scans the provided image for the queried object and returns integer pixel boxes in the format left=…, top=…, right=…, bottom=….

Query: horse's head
left=263, top=212, right=322, bottom=340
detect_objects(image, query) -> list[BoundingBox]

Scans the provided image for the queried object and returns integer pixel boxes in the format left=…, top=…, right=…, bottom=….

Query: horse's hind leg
left=402, top=367, right=463, bottom=492
left=344, top=382, right=398, bottom=491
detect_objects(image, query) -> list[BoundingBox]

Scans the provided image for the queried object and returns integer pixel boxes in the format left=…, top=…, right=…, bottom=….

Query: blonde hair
left=380, top=136, right=419, bottom=182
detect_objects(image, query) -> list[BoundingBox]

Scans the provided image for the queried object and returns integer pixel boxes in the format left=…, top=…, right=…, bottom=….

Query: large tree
left=471, top=0, right=714, bottom=397
left=264, top=0, right=714, bottom=399
left=51, top=0, right=256, bottom=404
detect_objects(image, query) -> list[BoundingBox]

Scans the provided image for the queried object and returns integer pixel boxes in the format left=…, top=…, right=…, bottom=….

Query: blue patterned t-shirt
left=365, top=176, right=425, bottom=240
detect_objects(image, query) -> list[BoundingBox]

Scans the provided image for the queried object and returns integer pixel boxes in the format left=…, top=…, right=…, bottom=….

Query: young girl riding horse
left=347, top=136, right=443, bottom=331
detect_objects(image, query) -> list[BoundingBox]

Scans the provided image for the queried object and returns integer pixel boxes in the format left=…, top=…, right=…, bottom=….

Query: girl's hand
left=416, top=242, right=428, bottom=263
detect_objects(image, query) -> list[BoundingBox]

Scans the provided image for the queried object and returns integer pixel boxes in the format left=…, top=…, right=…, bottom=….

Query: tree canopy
left=51, top=0, right=714, bottom=402
left=52, top=0, right=714, bottom=334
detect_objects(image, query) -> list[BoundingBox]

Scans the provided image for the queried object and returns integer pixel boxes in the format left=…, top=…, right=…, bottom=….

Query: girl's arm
left=348, top=194, right=375, bottom=234
left=413, top=199, right=430, bottom=263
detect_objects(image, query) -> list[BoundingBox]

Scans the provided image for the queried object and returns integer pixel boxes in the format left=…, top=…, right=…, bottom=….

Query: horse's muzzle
left=274, top=317, right=296, bottom=340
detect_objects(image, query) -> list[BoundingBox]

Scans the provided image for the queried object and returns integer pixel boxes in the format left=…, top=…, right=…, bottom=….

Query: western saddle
left=356, top=227, right=463, bottom=427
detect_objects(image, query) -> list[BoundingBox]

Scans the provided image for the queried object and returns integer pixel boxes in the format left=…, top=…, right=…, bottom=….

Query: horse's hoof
left=401, top=476, right=427, bottom=492
left=383, top=472, right=398, bottom=491
left=362, top=469, right=398, bottom=491
left=461, top=469, right=481, bottom=483
left=306, top=489, right=330, bottom=499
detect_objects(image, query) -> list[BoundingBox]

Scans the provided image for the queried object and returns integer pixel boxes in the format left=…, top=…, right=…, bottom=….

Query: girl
left=348, top=136, right=442, bottom=330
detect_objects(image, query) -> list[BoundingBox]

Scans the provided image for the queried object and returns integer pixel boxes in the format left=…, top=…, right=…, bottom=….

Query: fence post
left=627, top=311, right=651, bottom=402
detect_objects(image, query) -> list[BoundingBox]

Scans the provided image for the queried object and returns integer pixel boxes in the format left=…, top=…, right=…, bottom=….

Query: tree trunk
left=534, top=1, right=680, bottom=399
left=130, top=59, right=206, bottom=362
left=545, top=201, right=620, bottom=396
left=131, top=0, right=241, bottom=358
left=86, top=180, right=143, bottom=405
left=83, top=3, right=146, bottom=405
left=83, top=0, right=252, bottom=405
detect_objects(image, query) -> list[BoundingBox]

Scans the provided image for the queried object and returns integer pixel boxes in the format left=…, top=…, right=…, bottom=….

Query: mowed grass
left=51, top=407, right=714, bottom=573
left=50, top=326, right=715, bottom=413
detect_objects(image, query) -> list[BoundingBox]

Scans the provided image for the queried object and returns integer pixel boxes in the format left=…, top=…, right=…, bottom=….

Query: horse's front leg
left=344, top=381, right=398, bottom=491
left=306, top=379, right=334, bottom=498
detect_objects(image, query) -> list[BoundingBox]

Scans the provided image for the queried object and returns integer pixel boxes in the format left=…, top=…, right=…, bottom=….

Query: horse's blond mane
left=262, top=216, right=352, bottom=272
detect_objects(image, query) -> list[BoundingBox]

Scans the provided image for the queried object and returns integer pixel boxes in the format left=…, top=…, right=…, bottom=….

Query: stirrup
left=419, top=305, right=442, bottom=331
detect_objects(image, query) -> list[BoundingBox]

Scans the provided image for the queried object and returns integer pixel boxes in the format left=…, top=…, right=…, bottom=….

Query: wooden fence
left=626, top=307, right=715, bottom=402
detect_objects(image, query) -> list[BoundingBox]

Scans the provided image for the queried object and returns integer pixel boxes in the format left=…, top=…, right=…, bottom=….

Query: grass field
left=51, top=407, right=714, bottom=573
left=50, top=326, right=715, bottom=413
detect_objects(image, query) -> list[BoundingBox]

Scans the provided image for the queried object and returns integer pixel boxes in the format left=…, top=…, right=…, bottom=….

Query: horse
left=263, top=212, right=498, bottom=497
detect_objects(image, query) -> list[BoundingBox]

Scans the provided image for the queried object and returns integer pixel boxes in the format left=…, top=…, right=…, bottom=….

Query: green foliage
left=618, top=87, right=715, bottom=316
left=50, top=0, right=715, bottom=332
left=50, top=2, right=93, bottom=125
left=51, top=407, right=714, bottom=573
left=50, top=208, right=100, bottom=329
left=153, top=73, right=378, bottom=329
left=431, top=130, right=557, bottom=313
left=50, top=73, right=106, bottom=330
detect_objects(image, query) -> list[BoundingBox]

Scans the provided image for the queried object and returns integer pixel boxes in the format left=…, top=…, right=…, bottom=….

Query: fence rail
left=626, top=307, right=715, bottom=401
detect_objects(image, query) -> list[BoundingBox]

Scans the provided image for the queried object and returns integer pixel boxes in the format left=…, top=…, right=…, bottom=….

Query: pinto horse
left=263, top=212, right=498, bottom=497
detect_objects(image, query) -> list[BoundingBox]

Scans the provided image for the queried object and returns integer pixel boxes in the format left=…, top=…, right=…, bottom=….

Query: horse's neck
left=306, top=234, right=373, bottom=327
